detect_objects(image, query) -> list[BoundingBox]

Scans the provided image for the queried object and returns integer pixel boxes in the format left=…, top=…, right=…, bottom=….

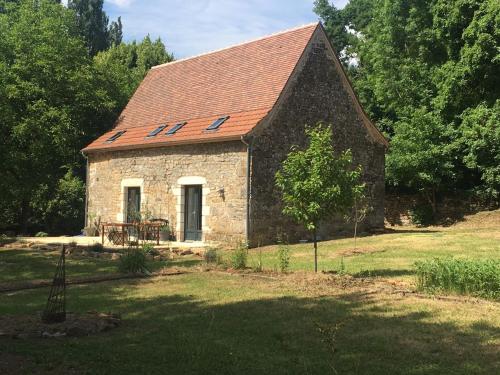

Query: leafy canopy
left=315, top=0, right=500, bottom=202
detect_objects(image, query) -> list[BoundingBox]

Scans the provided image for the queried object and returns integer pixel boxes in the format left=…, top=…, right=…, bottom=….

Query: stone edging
left=0, top=270, right=188, bottom=293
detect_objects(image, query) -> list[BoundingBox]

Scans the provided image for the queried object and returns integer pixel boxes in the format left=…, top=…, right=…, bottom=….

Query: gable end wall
left=248, top=28, right=386, bottom=246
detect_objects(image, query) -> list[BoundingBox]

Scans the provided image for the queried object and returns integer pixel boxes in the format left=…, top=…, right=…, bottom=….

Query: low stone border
left=0, top=269, right=188, bottom=294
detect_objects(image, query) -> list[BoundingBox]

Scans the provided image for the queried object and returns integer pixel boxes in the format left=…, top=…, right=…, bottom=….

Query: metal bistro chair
left=107, top=224, right=129, bottom=246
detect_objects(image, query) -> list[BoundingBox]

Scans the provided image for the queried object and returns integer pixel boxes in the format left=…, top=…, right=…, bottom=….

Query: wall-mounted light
left=217, top=186, right=225, bottom=200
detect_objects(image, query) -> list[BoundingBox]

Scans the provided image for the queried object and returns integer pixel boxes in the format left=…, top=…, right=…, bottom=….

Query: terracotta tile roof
left=83, top=23, right=318, bottom=152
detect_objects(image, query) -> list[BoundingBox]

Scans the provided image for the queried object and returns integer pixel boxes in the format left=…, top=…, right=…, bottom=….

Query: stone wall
left=385, top=193, right=498, bottom=226
left=86, top=141, right=248, bottom=243
left=247, top=28, right=386, bottom=246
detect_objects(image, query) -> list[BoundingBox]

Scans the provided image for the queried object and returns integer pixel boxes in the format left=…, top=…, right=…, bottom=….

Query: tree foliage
left=68, top=0, right=122, bottom=56
left=315, top=0, right=500, bottom=204
left=94, top=35, right=173, bottom=107
left=0, top=0, right=172, bottom=234
left=276, top=124, right=364, bottom=272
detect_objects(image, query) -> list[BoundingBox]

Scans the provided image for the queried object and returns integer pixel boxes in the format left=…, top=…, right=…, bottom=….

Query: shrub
left=204, top=248, right=218, bottom=264
left=277, top=242, right=290, bottom=273
left=35, top=231, right=48, bottom=237
left=338, top=256, right=346, bottom=275
left=88, top=243, right=104, bottom=252
left=230, top=243, right=248, bottom=270
left=119, top=248, right=150, bottom=274
left=254, top=249, right=263, bottom=272
left=414, top=257, right=500, bottom=299
left=409, top=204, right=434, bottom=226
left=141, top=242, right=158, bottom=255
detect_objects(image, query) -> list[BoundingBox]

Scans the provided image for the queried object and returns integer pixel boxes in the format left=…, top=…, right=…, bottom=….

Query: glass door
left=184, top=185, right=202, bottom=241
left=126, top=187, right=141, bottom=223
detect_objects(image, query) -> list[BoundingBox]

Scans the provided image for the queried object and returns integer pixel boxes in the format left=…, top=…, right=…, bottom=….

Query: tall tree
left=275, top=124, right=364, bottom=272
left=108, top=15, right=122, bottom=46
left=316, top=0, right=500, bottom=203
left=94, top=35, right=173, bottom=110
left=68, top=0, right=121, bottom=56
left=0, top=0, right=116, bottom=233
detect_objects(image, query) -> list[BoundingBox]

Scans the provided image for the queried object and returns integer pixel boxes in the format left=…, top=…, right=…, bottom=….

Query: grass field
left=0, top=210, right=499, bottom=374
left=242, top=210, right=500, bottom=280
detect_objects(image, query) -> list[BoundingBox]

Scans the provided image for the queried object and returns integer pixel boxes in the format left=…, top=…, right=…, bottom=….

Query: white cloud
left=107, top=0, right=135, bottom=8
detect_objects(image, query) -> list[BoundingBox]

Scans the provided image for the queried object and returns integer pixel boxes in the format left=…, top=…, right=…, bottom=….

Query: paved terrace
left=17, top=236, right=209, bottom=250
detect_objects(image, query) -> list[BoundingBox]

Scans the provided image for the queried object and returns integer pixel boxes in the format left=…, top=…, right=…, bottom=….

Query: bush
left=88, top=243, right=104, bottom=252
left=141, top=242, right=158, bottom=255
left=277, top=242, right=291, bottom=273
left=230, top=243, right=248, bottom=270
left=414, top=257, right=500, bottom=299
left=119, top=248, right=150, bottom=274
left=35, top=231, right=48, bottom=237
left=409, top=203, right=434, bottom=226
left=204, top=248, right=218, bottom=264
left=254, top=249, right=263, bottom=272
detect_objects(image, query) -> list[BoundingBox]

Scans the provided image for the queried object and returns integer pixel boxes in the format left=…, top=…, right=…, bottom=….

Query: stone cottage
left=82, top=23, right=388, bottom=246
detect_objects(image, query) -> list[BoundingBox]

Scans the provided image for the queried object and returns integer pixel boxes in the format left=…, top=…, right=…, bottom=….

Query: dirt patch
left=0, top=312, right=121, bottom=339
left=337, top=247, right=385, bottom=257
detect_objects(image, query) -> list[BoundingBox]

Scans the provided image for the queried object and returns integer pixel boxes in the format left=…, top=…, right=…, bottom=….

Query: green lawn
left=0, top=211, right=499, bottom=374
left=0, top=248, right=193, bottom=284
left=0, top=272, right=498, bottom=374
left=241, top=211, right=500, bottom=280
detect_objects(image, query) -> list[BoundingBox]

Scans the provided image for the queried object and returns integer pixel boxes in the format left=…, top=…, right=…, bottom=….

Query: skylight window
left=146, top=124, right=167, bottom=138
left=206, top=116, right=229, bottom=131
left=165, top=122, right=186, bottom=136
left=105, top=130, right=126, bottom=143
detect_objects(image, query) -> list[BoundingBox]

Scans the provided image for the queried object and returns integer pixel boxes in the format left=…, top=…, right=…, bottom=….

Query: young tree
left=275, top=124, right=364, bottom=272
left=344, top=191, right=371, bottom=250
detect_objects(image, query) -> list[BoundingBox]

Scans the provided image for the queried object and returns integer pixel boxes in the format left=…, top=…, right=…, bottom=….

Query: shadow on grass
left=169, top=258, right=202, bottom=268
left=0, top=248, right=117, bottom=283
left=0, top=277, right=498, bottom=375
left=352, top=268, right=415, bottom=278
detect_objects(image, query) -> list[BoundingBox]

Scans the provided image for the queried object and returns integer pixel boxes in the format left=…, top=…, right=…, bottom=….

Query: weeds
left=277, top=242, right=290, bottom=273
left=315, top=320, right=345, bottom=374
left=414, top=257, right=500, bottom=299
left=119, top=248, right=150, bottom=274
left=253, top=249, right=264, bottom=272
left=230, top=242, right=248, bottom=269
left=35, top=231, right=48, bottom=237
left=204, top=248, right=219, bottom=264
left=141, top=242, right=159, bottom=256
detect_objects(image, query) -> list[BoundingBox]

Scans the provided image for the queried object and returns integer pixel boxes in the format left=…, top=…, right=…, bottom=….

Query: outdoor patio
left=17, top=236, right=209, bottom=250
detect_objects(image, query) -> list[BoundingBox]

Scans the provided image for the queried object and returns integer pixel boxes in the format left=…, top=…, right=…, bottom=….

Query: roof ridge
left=151, top=22, right=319, bottom=70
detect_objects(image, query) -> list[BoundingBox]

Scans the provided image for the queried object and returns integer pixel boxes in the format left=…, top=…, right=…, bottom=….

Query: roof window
left=206, top=116, right=229, bottom=131
left=165, top=122, right=186, bottom=136
left=146, top=124, right=167, bottom=138
left=105, top=130, right=126, bottom=143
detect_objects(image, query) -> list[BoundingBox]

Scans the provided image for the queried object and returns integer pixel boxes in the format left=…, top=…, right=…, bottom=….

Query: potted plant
left=83, top=213, right=101, bottom=236
left=159, top=224, right=170, bottom=242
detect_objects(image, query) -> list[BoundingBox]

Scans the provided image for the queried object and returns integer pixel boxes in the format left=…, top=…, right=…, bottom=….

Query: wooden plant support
left=41, top=245, right=66, bottom=323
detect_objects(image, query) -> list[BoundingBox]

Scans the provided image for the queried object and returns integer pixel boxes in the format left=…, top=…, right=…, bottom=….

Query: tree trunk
left=313, top=228, right=318, bottom=273
left=354, top=221, right=358, bottom=250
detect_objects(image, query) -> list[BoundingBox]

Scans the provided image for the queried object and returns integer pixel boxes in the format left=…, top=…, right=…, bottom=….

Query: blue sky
left=103, top=0, right=349, bottom=58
